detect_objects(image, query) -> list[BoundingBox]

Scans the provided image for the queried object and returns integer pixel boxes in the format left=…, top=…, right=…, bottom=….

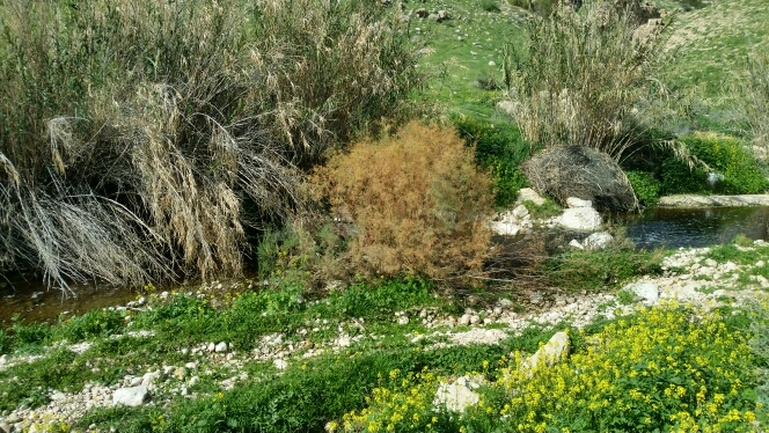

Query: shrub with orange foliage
left=314, top=122, right=494, bottom=280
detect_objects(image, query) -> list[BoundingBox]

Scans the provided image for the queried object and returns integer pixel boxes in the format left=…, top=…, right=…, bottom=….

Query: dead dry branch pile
left=522, top=145, right=638, bottom=212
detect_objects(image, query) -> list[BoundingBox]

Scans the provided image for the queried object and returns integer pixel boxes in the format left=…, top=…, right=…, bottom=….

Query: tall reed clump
left=740, top=50, right=769, bottom=158
left=0, top=0, right=420, bottom=293
left=249, top=0, right=422, bottom=167
left=314, top=122, right=494, bottom=281
left=503, top=2, right=661, bottom=161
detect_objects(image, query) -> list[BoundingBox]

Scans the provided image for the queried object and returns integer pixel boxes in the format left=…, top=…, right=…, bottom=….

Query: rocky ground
left=2, top=239, right=768, bottom=433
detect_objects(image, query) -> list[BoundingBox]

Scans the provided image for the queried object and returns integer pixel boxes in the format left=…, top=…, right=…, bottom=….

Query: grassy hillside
left=659, top=0, right=769, bottom=130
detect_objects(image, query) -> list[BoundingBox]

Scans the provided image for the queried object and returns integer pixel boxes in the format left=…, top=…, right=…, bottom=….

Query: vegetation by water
left=2, top=0, right=769, bottom=430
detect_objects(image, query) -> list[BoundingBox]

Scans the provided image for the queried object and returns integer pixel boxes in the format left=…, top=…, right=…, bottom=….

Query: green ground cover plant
left=626, top=170, right=663, bottom=208
left=659, top=133, right=769, bottom=195
left=544, top=247, right=665, bottom=292
left=453, top=115, right=532, bottom=207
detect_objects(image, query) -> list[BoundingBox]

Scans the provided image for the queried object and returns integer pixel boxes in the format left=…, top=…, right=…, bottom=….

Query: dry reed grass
left=0, top=0, right=420, bottom=293
left=503, top=2, right=662, bottom=161
left=740, top=51, right=769, bottom=157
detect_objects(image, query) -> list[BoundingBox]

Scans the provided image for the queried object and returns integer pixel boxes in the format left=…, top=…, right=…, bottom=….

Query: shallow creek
left=4, top=204, right=769, bottom=327
left=623, top=206, right=769, bottom=249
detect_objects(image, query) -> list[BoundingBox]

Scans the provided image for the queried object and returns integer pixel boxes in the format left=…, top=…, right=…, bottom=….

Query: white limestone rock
left=583, top=231, right=614, bottom=250
left=558, top=207, right=602, bottom=231
left=434, top=376, right=483, bottom=413
left=522, top=331, right=571, bottom=373
left=112, top=386, right=148, bottom=407
left=624, top=281, right=659, bottom=306
left=566, top=197, right=593, bottom=208
left=517, top=188, right=546, bottom=206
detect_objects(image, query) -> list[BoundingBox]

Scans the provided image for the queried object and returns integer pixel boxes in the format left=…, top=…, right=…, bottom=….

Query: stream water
left=4, top=205, right=769, bottom=327
left=0, top=273, right=140, bottom=328
left=623, top=206, right=769, bottom=250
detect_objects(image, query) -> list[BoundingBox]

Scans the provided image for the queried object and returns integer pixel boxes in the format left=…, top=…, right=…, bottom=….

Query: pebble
left=397, top=316, right=410, bottom=325
left=215, top=342, right=229, bottom=353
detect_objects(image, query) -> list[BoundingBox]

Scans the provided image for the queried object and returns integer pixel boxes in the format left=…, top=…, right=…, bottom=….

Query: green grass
left=659, top=0, right=769, bottom=131
left=414, top=0, right=526, bottom=115
left=544, top=248, right=665, bottom=292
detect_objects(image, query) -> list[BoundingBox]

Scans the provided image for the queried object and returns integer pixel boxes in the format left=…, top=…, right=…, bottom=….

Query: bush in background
left=0, top=0, right=420, bottom=293
left=626, top=170, right=661, bottom=207
left=314, top=122, right=494, bottom=280
left=453, top=116, right=532, bottom=208
left=660, top=133, right=769, bottom=195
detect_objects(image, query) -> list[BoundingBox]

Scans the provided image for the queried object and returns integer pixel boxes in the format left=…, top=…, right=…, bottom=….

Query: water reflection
left=624, top=206, right=769, bottom=249
left=0, top=273, right=139, bottom=328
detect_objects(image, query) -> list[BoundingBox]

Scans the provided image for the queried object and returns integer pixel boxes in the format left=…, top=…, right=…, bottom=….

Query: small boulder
left=522, top=145, right=638, bottom=212
left=512, top=204, right=530, bottom=219
left=112, top=385, right=148, bottom=407
left=517, top=188, right=546, bottom=206
left=559, top=207, right=602, bottom=231
left=522, top=331, right=570, bottom=373
left=566, top=197, right=593, bottom=208
left=433, top=376, right=483, bottom=412
left=141, top=370, right=162, bottom=388
left=624, top=281, right=659, bottom=305
left=583, top=231, right=614, bottom=250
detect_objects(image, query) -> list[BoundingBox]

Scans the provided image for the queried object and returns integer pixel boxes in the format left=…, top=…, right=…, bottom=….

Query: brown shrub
left=314, top=122, right=494, bottom=280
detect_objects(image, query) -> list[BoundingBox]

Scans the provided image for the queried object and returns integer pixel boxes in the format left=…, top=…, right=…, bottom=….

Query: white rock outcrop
left=566, top=197, right=593, bottom=208
left=491, top=204, right=533, bottom=236
left=517, top=188, right=546, bottom=206
left=583, top=231, right=614, bottom=250
left=624, top=281, right=660, bottom=306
